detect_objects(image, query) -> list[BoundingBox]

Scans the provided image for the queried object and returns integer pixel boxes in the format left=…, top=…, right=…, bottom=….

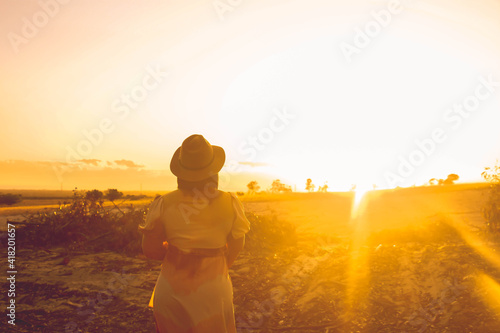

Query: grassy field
left=237, top=184, right=500, bottom=332
left=1, top=183, right=499, bottom=332
left=0, top=189, right=161, bottom=217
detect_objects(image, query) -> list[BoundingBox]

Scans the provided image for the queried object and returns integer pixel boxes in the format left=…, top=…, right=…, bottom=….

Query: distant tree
left=105, top=189, right=124, bottom=214
left=125, top=194, right=147, bottom=201
left=247, top=181, right=260, bottom=195
left=318, top=182, right=328, bottom=192
left=482, top=161, right=500, bottom=232
left=271, top=179, right=292, bottom=193
left=443, top=174, right=459, bottom=185
left=105, top=189, right=123, bottom=202
left=433, top=174, right=459, bottom=186
left=0, top=193, right=22, bottom=206
left=85, top=189, right=104, bottom=202
left=85, top=189, right=104, bottom=212
left=483, top=163, right=500, bottom=184
left=271, top=179, right=282, bottom=193
left=305, top=178, right=315, bottom=192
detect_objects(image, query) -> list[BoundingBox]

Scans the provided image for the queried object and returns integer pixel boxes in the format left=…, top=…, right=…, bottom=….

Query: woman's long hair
left=177, top=174, right=220, bottom=201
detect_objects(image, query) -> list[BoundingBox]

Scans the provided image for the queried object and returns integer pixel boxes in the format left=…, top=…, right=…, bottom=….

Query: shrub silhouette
left=244, top=211, right=297, bottom=252
left=271, top=179, right=292, bottom=193
left=18, top=189, right=146, bottom=254
left=430, top=174, right=459, bottom=185
left=105, top=188, right=123, bottom=202
left=443, top=173, right=459, bottom=185
left=482, top=162, right=500, bottom=233
left=85, top=189, right=104, bottom=202
left=305, top=178, right=315, bottom=192
left=247, top=181, right=260, bottom=194
left=0, top=193, right=22, bottom=206
left=16, top=189, right=297, bottom=256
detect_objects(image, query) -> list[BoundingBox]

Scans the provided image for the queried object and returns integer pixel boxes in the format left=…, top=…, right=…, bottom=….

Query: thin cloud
left=78, top=159, right=101, bottom=166
left=114, top=159, right=144, bottom=168
left=0, top=159, right=272, bottom=191
left=0, top=159, right=173, bottom=190
left=238, top=161, right=269, bottom=167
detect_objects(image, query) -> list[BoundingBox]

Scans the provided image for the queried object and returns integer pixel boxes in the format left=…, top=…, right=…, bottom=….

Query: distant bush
left=105, top=188, right=123, bottom=202
left=125, top=194, right=148, bottom=201
left=0, top=193, right=22, bottom=206
left=443, top=173, right=459, bottom=185
left=482, top=163, right=500, bottom=233
left=306, top=178, right=315, bottom=192
left=270, top=179, right=292, bottom=193
left=85, top=189, right=104, bottom=202
left=18, top=189, right=148, bottom=255
left=15, top=189, right=297, bottom=256
left=244, top=211, right=297, bottom=253
left=428, top=174, right=460, bottom=186
left=246, top=181, right=260, bottom=194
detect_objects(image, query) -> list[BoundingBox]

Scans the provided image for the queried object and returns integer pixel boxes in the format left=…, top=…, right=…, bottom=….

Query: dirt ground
left=2, top=186, right=500, bottom=332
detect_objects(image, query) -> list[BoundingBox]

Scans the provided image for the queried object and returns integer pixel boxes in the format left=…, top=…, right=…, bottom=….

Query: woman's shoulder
left=216, top=190, right=230, bottom=197
left=149, top=190, right=181, bottom=207
left=157, top=189, right=229, bottom=203
left=217, top=190, right=238, bottom=202
left=156, top=189, right=237, bottom=206
left=161, top=190, right=179, bottom=199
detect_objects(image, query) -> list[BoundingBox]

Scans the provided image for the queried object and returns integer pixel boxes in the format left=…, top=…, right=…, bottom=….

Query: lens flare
left=345, top=187, right=373, bottom=314
left=476, top=273, right=500, bottom=314
left=350, top=187, right=371, bottom=220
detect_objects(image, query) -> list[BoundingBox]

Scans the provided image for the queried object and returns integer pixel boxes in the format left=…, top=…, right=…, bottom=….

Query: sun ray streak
left=445, top=217, right=500, bottom=269
left=345, top=188, right=373, bottom=316
left=476, top=273, right=500, bottom=315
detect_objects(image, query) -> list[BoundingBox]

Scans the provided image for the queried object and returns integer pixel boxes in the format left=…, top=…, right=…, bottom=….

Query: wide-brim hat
left=170, top=134, right=225, bottom=182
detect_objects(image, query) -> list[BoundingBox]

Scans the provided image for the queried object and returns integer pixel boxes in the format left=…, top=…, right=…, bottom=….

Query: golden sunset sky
left=1, top=0, right=499, bottom=191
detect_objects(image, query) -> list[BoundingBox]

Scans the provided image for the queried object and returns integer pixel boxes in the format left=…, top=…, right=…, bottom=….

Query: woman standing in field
left=141, top=134, right=250, bottom=333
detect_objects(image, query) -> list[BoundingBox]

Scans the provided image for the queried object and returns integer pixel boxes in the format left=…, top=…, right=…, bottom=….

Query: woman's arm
left=141, top=222, right=166, bottom=260
left=226, top=234, right=245, bottom=268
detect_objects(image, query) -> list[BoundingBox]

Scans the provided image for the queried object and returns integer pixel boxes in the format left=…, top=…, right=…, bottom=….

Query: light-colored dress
left=143, top=190, right=250, bottom=333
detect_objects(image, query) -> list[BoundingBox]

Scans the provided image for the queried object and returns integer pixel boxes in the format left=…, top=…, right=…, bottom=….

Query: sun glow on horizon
left=350, top=186, right=373, bottom=220
left=1, top=0, right=500, bottom=190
